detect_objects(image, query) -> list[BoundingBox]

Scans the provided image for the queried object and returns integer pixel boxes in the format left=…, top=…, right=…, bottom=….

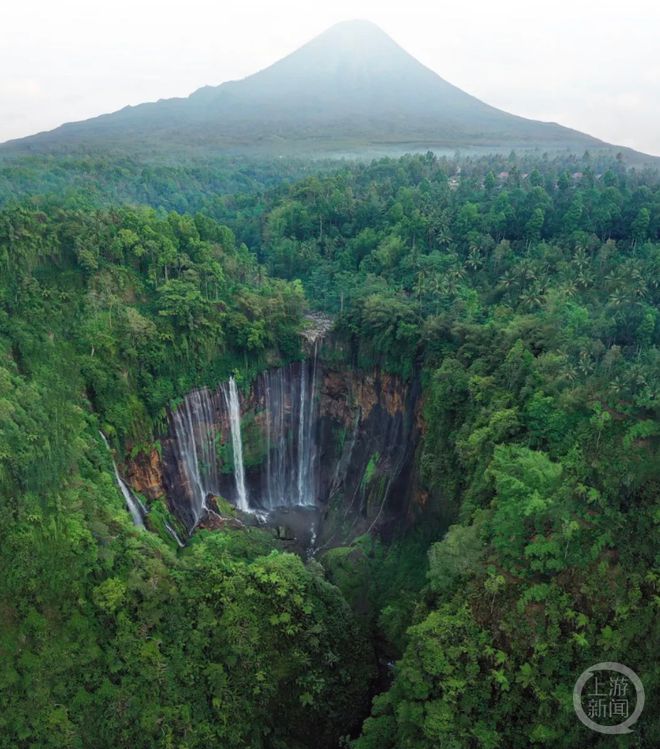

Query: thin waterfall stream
left=170, top=388, right=219, bottom=526
left=100, top=431, right=146, bottom=528
left=258, top=344, right=321, bottom=510
left=223, top=376, right=249, bottom=512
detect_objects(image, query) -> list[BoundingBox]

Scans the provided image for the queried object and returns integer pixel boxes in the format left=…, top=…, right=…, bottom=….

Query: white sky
left=2, top=0, right=659, bottom=155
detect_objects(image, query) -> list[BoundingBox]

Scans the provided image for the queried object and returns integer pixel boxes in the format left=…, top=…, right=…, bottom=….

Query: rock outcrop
left=125, top=447, right=164, bottom=500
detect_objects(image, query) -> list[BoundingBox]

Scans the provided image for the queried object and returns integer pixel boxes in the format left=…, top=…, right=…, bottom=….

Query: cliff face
left=125, top=448, right=164, bottom=501
left=314, top=367, right=420, bottom=546
left=127, top=353, right=421, bottom=545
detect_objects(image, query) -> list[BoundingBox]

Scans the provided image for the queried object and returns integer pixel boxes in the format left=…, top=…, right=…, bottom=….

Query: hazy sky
left=2, top=0, right=659, bottom=154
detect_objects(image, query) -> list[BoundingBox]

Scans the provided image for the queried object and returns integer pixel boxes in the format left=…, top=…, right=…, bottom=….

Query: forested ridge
left=0, top=152, right=658, bottom=747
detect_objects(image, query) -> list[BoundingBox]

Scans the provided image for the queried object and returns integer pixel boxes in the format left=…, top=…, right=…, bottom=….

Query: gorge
left=126, top=335, right=421, bottom=549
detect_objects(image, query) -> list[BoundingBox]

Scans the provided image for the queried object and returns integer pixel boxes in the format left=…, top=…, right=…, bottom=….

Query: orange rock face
left=126, top=448, right=164, bottom=500
left=321, top=369, right=406, bottom=424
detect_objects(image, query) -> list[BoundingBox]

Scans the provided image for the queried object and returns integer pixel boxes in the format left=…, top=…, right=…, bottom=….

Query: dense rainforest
left=0, top=151, right=658, bottom=748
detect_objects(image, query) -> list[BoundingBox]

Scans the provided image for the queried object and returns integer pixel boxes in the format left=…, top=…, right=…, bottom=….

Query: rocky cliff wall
left=125, top=355, right=421, bottom=545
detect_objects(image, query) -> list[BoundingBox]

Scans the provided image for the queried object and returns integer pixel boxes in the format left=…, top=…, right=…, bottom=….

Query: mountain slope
left=0, top=20, right=647, bottom=158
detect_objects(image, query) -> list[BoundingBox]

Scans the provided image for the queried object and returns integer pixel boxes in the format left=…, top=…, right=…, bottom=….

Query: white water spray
left=165, top=521, right=185, bottom=547
left=222, top=377, right=249, bottom=512
left=99, top=431, right=145, bottom=528
left=170, top=388, right=218, bottom=525
left=258, top=349, right=321, bottom=510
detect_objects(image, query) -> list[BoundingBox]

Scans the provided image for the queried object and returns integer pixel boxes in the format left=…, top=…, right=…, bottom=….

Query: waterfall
left=222, top=377, right=249, bottom=512
left=158, top=321, right=420, bottom=543
left=302, top=341, right=320, bottom=505
left=168, top=350, right=322, bottom=519
left=296, top=360, right=307, bottom=503
left=99, top=432, right=145, bottom=528
left=258, top=346, right=321, bottom=509
left=296, top=342, right=320, bottom=505
left=165, top=521, right=185, bottom=547
left=169, top=379, right=249, bottom=520
left=170, top=388, right=219, bottom=525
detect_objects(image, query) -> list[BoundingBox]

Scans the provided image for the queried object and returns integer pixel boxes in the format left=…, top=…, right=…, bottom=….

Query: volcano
left=0, top=20, right=645, bottom=158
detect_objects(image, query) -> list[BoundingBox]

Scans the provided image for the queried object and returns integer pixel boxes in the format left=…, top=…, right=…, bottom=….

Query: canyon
left=124, top=336, right=421, bottom=550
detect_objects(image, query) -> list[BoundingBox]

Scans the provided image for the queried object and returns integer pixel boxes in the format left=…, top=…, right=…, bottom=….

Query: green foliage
left=323, top=533, right=432, bottom=658
left=0, top=197, right=374, bottom=748
left=1, top=151, right=659, bottom=747
left=0, top=205, right=306, bottom=446
left=0, top=483, right=374, bottom=748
